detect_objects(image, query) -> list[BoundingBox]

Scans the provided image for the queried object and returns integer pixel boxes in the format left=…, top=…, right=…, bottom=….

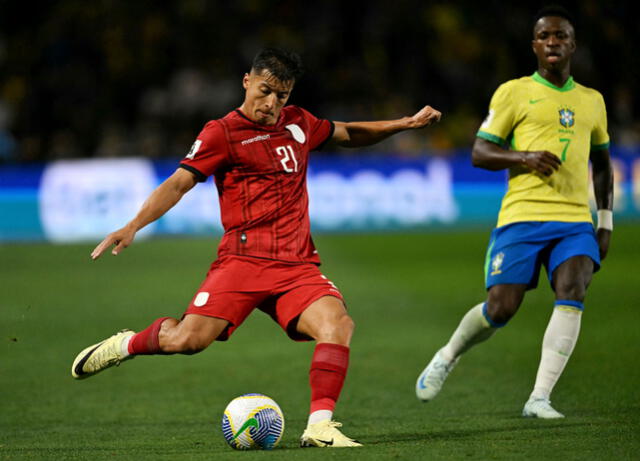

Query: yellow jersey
left=477, top=72, right=609, bottom=227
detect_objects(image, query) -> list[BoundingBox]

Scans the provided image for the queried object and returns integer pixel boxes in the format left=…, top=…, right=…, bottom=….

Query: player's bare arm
left=590, top=147, right=614, bottom=260
left=91, top=168, right=198, bottom=260
left=330, top=105, right=441, bottom=148
left=471, top=137, right=561, bottom=176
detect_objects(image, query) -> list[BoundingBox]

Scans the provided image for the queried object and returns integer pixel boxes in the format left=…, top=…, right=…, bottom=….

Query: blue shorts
left=484, top=221, right=600, bottom=291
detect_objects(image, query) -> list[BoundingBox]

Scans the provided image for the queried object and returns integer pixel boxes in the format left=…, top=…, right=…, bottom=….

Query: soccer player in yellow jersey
left=416, top=6, right=613, bottom=418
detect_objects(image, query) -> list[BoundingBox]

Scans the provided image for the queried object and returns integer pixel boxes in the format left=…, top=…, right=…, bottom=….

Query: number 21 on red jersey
left=275, top=145, right=298, bottom=173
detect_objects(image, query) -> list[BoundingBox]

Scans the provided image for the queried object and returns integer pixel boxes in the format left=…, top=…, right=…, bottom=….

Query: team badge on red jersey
left=285, top=124, right=306, bottom=143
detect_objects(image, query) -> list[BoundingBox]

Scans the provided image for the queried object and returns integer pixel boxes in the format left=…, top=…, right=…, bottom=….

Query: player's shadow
left=365, top=420, right=592, bottom=446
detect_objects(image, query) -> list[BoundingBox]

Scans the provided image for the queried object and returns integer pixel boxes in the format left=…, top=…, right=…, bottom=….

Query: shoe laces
left=323, top=421, right=358, bottom=442
left=92, top=338, right=123, bottom=366
left=427, top=358, right=453, bottom=383
left=531, top=398, right=553, bottom=408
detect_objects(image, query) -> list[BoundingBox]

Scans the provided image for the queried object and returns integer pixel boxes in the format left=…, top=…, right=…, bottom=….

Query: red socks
left=127, top=321, right=351, bottom=411
left=309, top=343, right=350, bottom=413
left=128, top=317, right=173, bottom=355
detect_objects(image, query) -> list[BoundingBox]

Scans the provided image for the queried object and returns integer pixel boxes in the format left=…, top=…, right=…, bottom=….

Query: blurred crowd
left=0, top=0, right=637, bottom=163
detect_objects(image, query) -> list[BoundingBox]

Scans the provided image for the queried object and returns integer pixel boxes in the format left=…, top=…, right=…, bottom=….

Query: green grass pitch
left=2, top=225, right=639, bottom=460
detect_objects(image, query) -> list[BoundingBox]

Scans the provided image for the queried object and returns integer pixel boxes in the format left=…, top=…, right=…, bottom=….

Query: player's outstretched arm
left=471, top=137, right=561, bottom=176
left=91, top=168, right=198, bottom=260
left=590, top=147, right=614, bottom=260
left=330, top=105, right=441, bottom=148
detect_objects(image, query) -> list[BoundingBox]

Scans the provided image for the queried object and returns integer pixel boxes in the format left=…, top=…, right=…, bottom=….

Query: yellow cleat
left=71, top=330, right=135, bottom=379
left=300, top=420, right=362, bottom=448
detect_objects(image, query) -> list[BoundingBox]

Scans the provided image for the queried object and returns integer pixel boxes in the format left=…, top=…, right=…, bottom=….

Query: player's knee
left=315, top=313, right=354, bottom=344
left=337, top=314, right=355, bottom=336
left=485, top=300, right=518, bottom=326
left=326, top=313, right=355, bottom=336
left=554, top=280, right=587, bottom=302
left=486, top=286, right=524, bottom=326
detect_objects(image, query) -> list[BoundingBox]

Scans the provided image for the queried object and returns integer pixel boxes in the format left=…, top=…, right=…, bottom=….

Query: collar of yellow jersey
left=532, top=72, right=575, bottom=92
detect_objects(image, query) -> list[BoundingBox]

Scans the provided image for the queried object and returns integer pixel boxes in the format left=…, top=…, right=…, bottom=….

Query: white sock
left=441, top=303, right=497, bottom=362
left=120, top=334, right=133, bottom=358
left=307, top=410, right=332, bottom=426
left=530, top=305, right=582, bottom=400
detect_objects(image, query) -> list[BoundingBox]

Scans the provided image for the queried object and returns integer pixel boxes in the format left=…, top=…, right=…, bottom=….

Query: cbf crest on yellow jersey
left=477, top=72, right=609, bottom=227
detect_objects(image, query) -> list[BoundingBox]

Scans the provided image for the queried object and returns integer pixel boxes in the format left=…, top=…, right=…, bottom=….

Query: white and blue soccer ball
left=221, top=393, right=285, bottom=450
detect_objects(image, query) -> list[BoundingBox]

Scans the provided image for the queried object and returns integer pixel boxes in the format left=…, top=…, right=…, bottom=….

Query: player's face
left=532, top=16, right=576, bottom=72
left=240, top=70, right=294, bottom=125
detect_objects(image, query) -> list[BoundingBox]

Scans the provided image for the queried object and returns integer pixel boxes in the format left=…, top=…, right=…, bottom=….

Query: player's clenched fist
left=408, top=105, right=442, bottom=128
left=521, top=150, right=562, bottom=176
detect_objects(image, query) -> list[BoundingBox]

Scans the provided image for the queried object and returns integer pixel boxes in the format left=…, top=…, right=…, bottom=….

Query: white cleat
left=416, top=348, right=458, bottom=402
left=522, top=397, right=565, bottom=419
left=72, top=330, right=135, bottom=379
left=300, top=420, right=362, bottom=448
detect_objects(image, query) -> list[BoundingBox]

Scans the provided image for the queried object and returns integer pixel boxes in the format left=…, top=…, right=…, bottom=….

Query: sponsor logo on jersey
left=241, top=134, right=271, bottom=145
left=559, top=108, right=575, bottom=128
left=490, top=252, right=505, bottom=276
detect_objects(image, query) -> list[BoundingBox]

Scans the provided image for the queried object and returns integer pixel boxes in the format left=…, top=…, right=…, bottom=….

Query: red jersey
left=179, top=106, right=334, bottom=264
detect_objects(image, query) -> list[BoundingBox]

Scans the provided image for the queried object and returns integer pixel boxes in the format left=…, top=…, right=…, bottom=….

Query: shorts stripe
left=484, top=239, right=496, bottom=285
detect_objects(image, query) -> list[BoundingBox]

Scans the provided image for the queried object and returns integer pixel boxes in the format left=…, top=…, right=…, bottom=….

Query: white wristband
left=597, top=209, right=613, bottom=231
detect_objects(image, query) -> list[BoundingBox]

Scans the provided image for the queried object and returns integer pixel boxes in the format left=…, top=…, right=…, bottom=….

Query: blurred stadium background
left=1, top=1, right=639, bottom=459
left=0, top=0, right=639, bottom=242
left=1, top=0, right=639, bottom=162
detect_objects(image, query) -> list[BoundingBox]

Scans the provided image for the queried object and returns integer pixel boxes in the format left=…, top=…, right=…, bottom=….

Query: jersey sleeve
left=591, top=92, right=610, bottom=150
left=476, top=81, right=518, bottom=146
left=179, top=121, right=228, bottom=182
left=297, top=107, right=335, bottom=151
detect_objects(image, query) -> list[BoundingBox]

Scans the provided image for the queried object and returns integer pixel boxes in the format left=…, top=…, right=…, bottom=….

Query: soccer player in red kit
left=72, top=48, right=441, bottom=447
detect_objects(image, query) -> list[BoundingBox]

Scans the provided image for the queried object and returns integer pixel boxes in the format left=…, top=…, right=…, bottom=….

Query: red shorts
left=183, top=255, right=344, bottom=341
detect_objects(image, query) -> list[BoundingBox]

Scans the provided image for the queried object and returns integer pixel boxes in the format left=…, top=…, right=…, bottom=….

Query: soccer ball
left=221, top=393, right=285, bottom=450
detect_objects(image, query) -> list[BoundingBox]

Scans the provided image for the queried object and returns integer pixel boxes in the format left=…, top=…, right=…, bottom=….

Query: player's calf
left=154, top=315, right=228, bottom=354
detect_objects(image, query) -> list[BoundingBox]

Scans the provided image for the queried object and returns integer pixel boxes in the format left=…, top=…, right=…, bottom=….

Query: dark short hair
left=533, top=5, right=574, bottom=27
left=251, top=48, right=304, bottom=83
